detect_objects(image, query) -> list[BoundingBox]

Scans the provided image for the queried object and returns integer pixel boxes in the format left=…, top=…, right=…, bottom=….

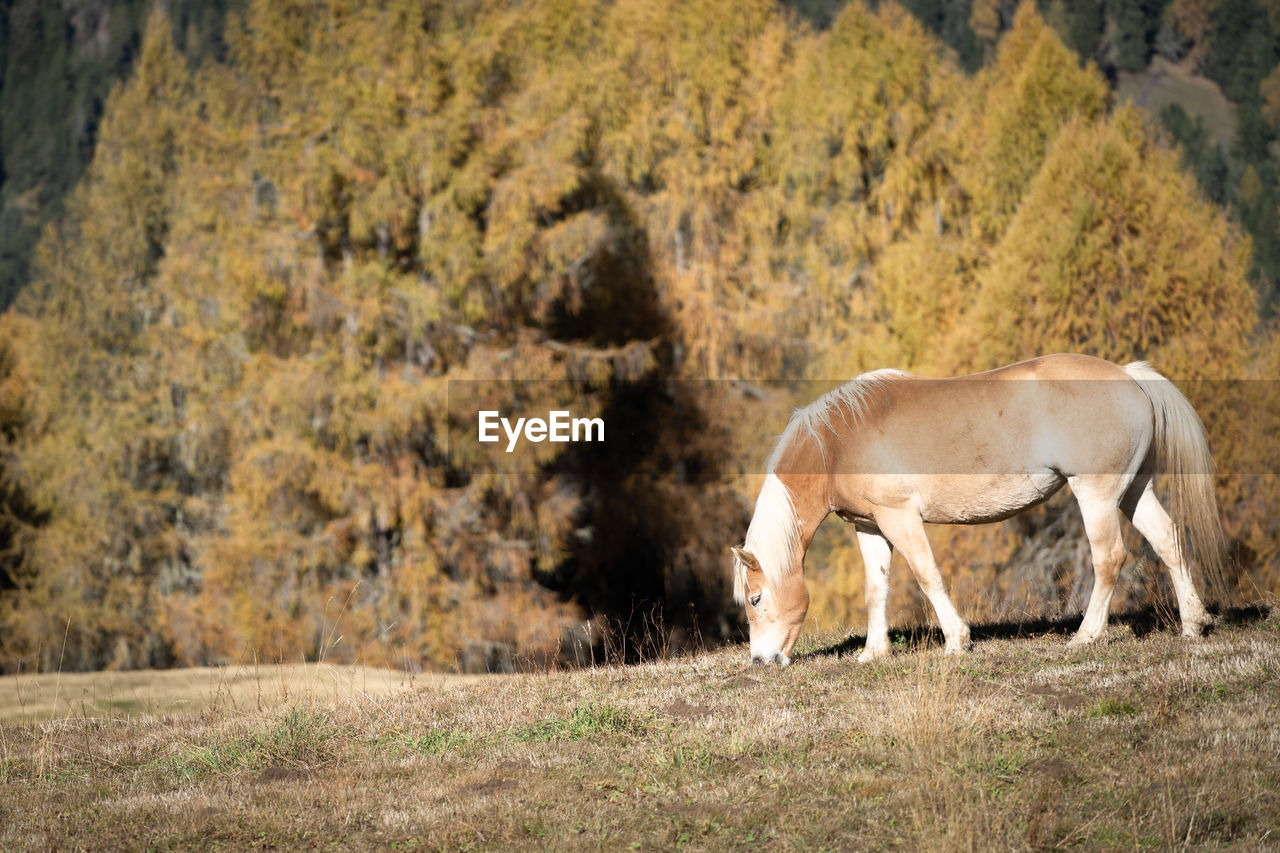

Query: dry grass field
left=2, top=606, right=1278, bottom=850
left=0, top=663, right=437, bottom=724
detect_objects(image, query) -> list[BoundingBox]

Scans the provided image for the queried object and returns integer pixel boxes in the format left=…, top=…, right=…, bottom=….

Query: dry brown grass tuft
left=2, top=607, right=1278, bottom=849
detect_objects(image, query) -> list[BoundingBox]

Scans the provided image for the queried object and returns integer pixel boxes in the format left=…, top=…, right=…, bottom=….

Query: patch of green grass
left=407, top=728, right=473, bottom=754
left=653, top=742, right=718, bottom=773
left=373, top=727, right=476, bottom=756
left=106, top=699, right=143, bottom=713
left=1201, top=681, right=1231, bottom=702
left=976, top=749, right=1028, bottom=786
left=158, top=707, right=339, bottom=781
left=513, top=701, right=650, bottom=743
left=1088, top=697, right=1140, bottom=718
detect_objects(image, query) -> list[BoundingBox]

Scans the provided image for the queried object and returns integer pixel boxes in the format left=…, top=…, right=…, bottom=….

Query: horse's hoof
left=1182, top=614, right=1212, bottom=638
left=1066, top=633, right=1095, bottom=648
left=943, top=630, right=972, bottom=655
left=857, top=645, right=889, bottom=663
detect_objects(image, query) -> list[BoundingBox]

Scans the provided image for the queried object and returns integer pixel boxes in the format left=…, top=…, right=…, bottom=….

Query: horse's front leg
left=874, top=507, right=972, bottom=654
left=855, top=530, right=893, bottom=662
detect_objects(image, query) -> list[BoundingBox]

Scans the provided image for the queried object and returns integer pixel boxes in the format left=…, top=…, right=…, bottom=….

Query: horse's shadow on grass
left=800, top=602, right=1273, bottom=660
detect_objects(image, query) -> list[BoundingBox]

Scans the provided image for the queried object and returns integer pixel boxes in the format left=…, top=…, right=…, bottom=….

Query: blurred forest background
left=0, top=0, right=1277, bottom=674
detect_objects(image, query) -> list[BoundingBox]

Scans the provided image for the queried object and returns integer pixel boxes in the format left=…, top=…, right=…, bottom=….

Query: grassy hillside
left=0, top=662, right=426, bottom=723
left=2, top=608, right=1277, bottom=850
left=1117, top=56, right=1239, bottom=149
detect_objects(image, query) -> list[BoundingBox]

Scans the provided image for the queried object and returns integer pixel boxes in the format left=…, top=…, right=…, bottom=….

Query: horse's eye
left=748, top=593, right=762, bottom=608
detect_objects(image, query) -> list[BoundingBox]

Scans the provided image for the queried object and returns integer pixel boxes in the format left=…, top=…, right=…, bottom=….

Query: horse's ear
left=732, top=546, right=762, bottom=574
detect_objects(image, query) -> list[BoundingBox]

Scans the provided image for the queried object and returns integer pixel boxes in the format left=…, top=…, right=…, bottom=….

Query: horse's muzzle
left=750, top=652, right=791, bottom=667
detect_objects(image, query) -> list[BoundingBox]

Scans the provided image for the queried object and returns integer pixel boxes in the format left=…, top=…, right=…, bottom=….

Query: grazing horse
left=731, top=354, right=1224, bottom=666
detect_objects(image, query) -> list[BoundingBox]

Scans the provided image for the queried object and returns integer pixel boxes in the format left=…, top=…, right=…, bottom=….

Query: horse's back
left=957, top=353, right=1133, bottom=382
left=862, top=354, right=1150, bottom=455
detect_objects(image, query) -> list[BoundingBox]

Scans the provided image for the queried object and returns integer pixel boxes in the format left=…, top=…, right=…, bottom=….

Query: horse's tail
left=1123, top=361, right=1227, bottom=598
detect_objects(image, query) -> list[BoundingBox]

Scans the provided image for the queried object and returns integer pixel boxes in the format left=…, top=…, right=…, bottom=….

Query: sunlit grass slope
left=0, top=663, right=439, bottom=724
left=2, top=607, right=1277, bottom=850
left=1117, top=56, right=1239, bottom=148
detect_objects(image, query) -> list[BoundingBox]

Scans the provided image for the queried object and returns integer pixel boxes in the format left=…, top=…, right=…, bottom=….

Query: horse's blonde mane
left=765, top=369, right=907, bottom=471
left=735, top=370, right=907, bottom=601
left=736, top=472, right=799, bottom=603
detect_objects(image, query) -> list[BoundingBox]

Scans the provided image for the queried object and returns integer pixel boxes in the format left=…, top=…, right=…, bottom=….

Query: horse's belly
left=915, top=469, right=1067, bottom=524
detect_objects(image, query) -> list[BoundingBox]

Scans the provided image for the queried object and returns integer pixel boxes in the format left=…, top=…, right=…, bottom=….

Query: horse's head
left=732, top=544, right=809, bottom=666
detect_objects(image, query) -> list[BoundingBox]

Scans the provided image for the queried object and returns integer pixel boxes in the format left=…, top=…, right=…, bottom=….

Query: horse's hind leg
left=1069, top=476, right=1128, bottom=647
left=855, top=530, right=892, bottom=662
left=1122, top=477, right=1210, bottom=637
left=874, top=508, right=971, bottom=654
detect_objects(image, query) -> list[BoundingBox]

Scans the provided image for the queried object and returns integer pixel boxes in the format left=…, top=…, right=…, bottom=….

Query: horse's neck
left=748, top=472, right=826, bottom=567
left=780, top=476, right=829, bottom=551
left=771, top=435, right=831, bottom=542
